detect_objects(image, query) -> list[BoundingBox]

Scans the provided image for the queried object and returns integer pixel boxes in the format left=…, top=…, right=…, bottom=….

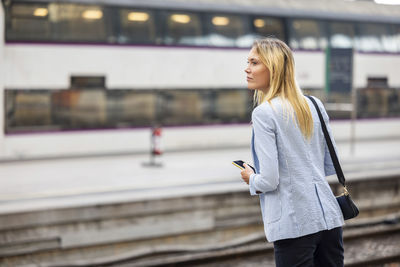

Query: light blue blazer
left=249, top=96, right=344, bottom=242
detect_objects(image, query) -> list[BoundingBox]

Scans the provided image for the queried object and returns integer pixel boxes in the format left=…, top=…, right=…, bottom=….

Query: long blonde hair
left=253, top=38, right=313, bottom=140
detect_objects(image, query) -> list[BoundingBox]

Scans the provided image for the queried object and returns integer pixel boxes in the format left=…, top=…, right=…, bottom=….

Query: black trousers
left=273, top=227, right=344, bottom=267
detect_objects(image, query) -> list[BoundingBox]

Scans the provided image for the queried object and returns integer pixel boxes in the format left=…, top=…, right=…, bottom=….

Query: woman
left=240, top=38, right=344, bottom=267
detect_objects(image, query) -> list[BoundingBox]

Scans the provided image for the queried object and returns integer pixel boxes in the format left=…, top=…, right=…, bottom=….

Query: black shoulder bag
left=306, top=95, right=359, bottom=220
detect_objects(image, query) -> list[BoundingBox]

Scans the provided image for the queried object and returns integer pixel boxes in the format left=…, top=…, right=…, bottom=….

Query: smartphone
left=232, top=160, right=255, bottom=172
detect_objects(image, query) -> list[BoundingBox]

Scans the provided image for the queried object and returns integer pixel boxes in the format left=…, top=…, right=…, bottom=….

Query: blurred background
left=0, top=0, right=400, bottom=266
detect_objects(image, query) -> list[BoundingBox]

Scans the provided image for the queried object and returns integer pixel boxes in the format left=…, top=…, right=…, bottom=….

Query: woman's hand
left=241, top=163, right=254, bottom=185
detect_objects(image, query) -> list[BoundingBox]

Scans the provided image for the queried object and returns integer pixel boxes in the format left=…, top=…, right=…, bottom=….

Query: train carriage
left=0, top=0, right=400, bottom=159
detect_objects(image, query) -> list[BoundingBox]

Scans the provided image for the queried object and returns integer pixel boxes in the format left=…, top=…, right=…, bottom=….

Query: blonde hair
left=252, top=38, right=313, bottom=140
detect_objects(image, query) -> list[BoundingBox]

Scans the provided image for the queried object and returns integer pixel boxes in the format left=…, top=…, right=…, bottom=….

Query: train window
left=204, top=14, right=251, bottom=47
left=160, top=90, right=204, bottom=125
left=164, top=11, right=205, bottom=46
left=71, top=76, right=106, bottom=89
left=5, top=90, right=54, bottom=133
left=329, top=22, right=355, bottom=48
left=118, top=9, right=157, bottom=44
left=50, top=3, right=108, bottom=42
left=106, top=90, right=157, bottom=127
left=6, top=3, right=52, bottom=41
left=52, top=89, right=108, bottom=128
left=252, top=17, right=285, bottom=41
left=5, top=88, right=246, bottom=133
left=215, top=90, right=249, bottom=122
left=356, top=23, right=398, bottom=52
left=289, top=19, right=327, bottom=50
left=394, top=25, right=400, bottom=52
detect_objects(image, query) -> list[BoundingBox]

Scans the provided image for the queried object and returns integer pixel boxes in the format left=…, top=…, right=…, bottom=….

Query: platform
left=0, top=136, right=400, bottom=215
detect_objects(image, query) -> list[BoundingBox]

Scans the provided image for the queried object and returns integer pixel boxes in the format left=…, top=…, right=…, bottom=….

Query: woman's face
left=245, top=47, right=270, bottom=92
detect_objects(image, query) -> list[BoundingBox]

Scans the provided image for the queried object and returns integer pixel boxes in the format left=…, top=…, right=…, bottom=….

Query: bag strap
left=305, top=95, right=346, bottom=188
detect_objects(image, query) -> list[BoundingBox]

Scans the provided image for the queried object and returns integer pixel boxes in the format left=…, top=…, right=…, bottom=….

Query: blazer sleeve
left=249, top=107, right=280, bottom=195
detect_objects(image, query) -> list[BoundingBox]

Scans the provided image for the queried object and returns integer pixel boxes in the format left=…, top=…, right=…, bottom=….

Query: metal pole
left=350, top=48, right=356, bottom=155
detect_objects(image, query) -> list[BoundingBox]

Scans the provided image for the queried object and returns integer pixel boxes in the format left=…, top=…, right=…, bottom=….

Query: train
left=0, top=0, right=400, bottom=160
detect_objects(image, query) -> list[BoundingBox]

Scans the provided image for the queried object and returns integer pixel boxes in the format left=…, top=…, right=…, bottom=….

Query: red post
left=151, top=127, right=162, bottom=156
left=143, top=127, right=163, bottom=167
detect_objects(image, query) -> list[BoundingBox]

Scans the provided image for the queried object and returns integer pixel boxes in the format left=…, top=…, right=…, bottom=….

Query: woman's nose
left=244, top=66, right=250, bottom=73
